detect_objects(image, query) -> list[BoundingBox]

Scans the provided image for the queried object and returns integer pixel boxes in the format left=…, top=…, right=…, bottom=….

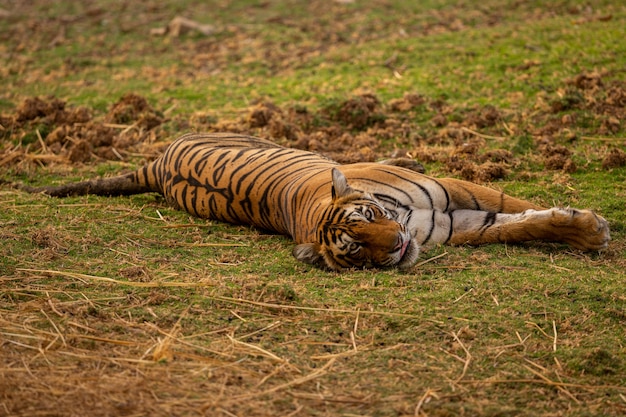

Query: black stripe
left=446, top=212, right=454, bottom=243
left=479, top=212, right=497, bottom=237
left=420, top=210, right=437, bottom=245
left=429, top=178, right=451, bottom=212
left=483, top=212, right=497, bottom=228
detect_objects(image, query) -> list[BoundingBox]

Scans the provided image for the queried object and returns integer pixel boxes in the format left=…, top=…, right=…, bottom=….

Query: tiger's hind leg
left=447, top=207, right=610, bottom=251
left=436, top=178, right=544, bottom=213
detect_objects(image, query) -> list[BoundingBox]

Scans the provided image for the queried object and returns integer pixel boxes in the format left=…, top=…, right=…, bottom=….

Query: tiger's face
left=292, top=169, right=420, bottom=270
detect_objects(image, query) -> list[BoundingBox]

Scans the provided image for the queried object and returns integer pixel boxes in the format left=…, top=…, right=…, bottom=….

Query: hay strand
left=16, top=268, right=427, bottom=319
left=229, top=358, right=336, bottom=400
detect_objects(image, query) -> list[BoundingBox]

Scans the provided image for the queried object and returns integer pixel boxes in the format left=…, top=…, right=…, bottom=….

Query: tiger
left=21, top=133, right=610, bottom=270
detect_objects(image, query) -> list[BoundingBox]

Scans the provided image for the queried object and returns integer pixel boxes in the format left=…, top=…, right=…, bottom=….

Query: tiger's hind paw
left=553, top=208, right=610, bottom=251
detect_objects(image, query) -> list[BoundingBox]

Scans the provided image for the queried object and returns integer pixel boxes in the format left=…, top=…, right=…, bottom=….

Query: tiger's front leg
left=405, top=207, right=609, bottom=251
left=446, top=208, right=610, bottom=251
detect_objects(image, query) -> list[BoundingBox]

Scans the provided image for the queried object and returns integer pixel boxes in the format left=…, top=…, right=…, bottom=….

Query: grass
left=1, top=0, right=626, bottom=416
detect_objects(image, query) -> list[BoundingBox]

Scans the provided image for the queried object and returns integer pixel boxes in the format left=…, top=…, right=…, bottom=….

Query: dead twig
left=227, top=335, right=287, bottom=363
left=552, top=320, right=558, bottom=352
left=459, top=378, right=626, bottom=392
left=460, top=126, right=506, bottom=140
left=412, top=251, right=448, bottom=268
left=522, top=364, right=580, bottom=404
left=16, top=268, right=204, bottom=288
left=451, top=330, right=471, bottom=383
left=414, top=388, right=439, bottom=416
left=581, top=136, right=626, bottom=141
left=229, top=358, right=336, bottom=400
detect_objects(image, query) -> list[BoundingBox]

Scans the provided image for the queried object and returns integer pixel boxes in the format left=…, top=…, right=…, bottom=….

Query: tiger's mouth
left=392, top=232, right=412, bottom=258
left=396, top=236, right=420, bottom=269
left=398, top=239, right=410, bottom=260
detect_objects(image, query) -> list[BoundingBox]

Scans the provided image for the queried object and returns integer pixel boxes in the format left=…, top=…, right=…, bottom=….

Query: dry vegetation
left=3, top=72, right=626, bottom=179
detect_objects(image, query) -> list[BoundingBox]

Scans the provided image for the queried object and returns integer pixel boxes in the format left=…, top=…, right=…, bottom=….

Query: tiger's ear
left=331, top=168, right=353, bottom=200
left=292, top=243, right=326, bottom=268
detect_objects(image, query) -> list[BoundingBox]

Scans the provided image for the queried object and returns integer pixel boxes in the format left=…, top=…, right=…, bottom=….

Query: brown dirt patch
left=537, top=71, right=626, bottom=138
left=30, top=225, right=70, bottom=261
left=324, top=93, right=383, bottom=130
left=106, top=93, right=164, bottom=130
left=1, top=94, right=167, bottom=169
left=541, top=144, right=577, bottom=173
left=602, top=148, right=626, bottom=170
left=2, top=74, right=625, bottom=181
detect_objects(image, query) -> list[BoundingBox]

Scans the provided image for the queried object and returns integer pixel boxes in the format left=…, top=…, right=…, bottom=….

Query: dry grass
left=2, top=274, right=329, bottom=415
left=3, top=246, right=626, bottom=416
left=2, top=268, right=424, bottom=416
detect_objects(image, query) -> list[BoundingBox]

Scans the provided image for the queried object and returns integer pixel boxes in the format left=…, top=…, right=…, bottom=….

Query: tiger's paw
left=549, top=208, right=610, bottom=251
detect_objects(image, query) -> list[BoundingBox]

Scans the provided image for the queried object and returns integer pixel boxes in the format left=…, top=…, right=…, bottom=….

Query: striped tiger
left=23, top=133, right=610, bottom=270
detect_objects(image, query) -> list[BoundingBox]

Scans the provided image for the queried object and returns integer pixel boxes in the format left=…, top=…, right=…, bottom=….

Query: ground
left=1, top=1, right=626, bottom=416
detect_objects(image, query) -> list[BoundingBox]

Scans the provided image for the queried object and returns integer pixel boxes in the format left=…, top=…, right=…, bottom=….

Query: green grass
left=1, top=1, right=626, bottom=416
left=4, top=1, right=625, bottom=113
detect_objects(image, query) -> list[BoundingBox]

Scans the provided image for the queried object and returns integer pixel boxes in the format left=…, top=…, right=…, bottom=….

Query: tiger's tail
left=18, top=163, right=160, bottom=197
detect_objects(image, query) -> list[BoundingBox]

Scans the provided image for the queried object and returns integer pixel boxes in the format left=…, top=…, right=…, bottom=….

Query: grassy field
left=1, top=1, right=626, bottom=416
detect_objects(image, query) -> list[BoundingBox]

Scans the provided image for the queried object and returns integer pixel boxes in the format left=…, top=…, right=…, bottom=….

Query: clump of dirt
left=473, top=161, right=510, bottom=182
left=15, top=97, right=91, bottom=125
left=247, top=101, right=281, bottom=128
left=602, top=148, right=626, bottom=170
left=209, top=95, right=387, bottom=163
left=30, top=226, right=69, bottom=260
left=446, top=157, right=510, bottom=183
left=314, top=135, right=377, bottom=164
left=1, top=94, right=166, bottom=168
left=106, top=93, right=164, bottom=130
left=119, top=266, right=151, bottom=282
left=440, top=135, right=514, bottom=182
left=540, top=144, right=577, bottom=173
left=481, top=149, right=514, bottom=164
left=550, top=87, right=586, bottom=113
left=605, top=84, right=626, bottom=107
left=323, top=94, right=384, bottom=130
left=464, top=105, right=501, bottom=129
left=536, top=71, right=626, bottom=138
left=430, top=113, right=448, bottom=128
left=246, top=101, right=300, bottom=141
left=67, top=139, right=94, bottom=164
left=568, top=72, right=604, bottom=90
left=388, top=93, right=426, bottom=112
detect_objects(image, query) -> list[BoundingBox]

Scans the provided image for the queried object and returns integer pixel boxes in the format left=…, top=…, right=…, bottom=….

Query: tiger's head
left=292, top=168, right=419, bottom=270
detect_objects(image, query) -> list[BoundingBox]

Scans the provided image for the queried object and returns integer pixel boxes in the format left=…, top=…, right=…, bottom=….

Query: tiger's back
left=134, top=133, right=341, bottom=242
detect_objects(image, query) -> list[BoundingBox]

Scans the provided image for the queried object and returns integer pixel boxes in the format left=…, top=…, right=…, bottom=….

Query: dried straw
left=228, top=358, right=336, bottom=401
left=16, top=268, right=429, bottom=319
